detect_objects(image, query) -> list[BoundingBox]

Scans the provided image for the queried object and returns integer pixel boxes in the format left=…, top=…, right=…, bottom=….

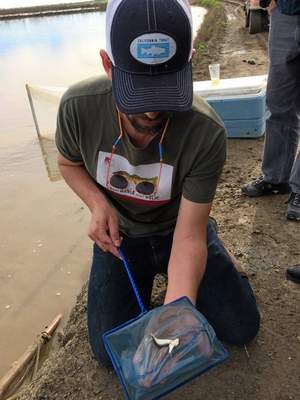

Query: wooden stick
left=0, top=314, right=62, bottom=400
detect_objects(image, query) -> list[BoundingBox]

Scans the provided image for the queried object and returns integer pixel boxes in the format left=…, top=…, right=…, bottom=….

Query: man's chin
left=136, top=127, right=163, bottom=136
left=126, top=112, right=172, bottom=136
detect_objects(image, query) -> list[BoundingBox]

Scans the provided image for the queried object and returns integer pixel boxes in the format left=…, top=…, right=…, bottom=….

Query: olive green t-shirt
left=56, top=76, right=226, bottom=237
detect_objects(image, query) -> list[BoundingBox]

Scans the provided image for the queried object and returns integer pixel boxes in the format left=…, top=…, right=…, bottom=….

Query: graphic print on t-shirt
left=96, top=151, right=173, bottom=205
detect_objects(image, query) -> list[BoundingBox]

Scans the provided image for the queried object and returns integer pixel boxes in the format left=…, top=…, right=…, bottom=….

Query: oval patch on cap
left=130, top=33, right=177, bottom=65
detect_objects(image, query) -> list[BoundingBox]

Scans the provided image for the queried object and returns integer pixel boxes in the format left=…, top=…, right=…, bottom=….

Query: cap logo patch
left=130, top=33, right=177, bottom=65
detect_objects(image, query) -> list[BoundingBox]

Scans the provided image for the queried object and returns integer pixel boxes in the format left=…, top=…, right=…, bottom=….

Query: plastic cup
left=208, top=63, right=220, bottom=86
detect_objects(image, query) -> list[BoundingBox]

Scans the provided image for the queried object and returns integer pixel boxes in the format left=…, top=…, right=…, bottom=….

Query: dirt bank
left=11, top=2, right=300, bottom=400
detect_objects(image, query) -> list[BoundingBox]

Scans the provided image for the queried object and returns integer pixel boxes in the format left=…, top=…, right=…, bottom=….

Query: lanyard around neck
left=105, top=111, right=170, bottom=196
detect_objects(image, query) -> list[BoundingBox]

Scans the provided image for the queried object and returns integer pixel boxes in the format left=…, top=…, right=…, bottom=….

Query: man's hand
left=257, top=0, right=275, bottom=12
left=57, top=154, right=122, bottom=258
left=267, top=0, right=276, bottom=13
left=88, top=201, right=122, bottom=258
left=251, top=0, right=261, bottom=7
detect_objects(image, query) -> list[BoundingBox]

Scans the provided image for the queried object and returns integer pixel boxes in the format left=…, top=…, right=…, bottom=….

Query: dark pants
left=87, top=219, right=260, bottom=366
left=262, top=8, right=300, bottom=192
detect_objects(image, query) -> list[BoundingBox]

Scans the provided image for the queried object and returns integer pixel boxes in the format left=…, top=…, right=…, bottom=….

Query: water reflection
left=0, top=12, right=106, bottom=150
left=0, top=13, right=106, bottom=54
left=0, top=0, right=87, bottom=8
left=1, top=19, right=63, bottom=54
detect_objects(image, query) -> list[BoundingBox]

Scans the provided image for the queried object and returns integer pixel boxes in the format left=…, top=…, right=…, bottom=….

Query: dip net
left=103, top=249, right=229, bottom=400
left=25, top=84, right=66, bottom=181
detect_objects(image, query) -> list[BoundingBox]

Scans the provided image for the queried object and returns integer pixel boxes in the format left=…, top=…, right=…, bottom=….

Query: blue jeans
left=87, top=219, right=260, bottom=366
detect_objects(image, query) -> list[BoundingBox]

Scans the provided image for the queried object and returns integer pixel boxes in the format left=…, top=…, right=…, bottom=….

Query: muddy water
left=0, top=7, right=206, bottom=377
left=0, top=0, right=88, bottom=7
left=0, top=0, right=85, bottom=8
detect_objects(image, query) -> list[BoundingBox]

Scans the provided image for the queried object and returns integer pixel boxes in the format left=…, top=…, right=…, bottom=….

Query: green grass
left=196, top=0, right=220, bottom=7
left=196, top=42, right=207, bottom=54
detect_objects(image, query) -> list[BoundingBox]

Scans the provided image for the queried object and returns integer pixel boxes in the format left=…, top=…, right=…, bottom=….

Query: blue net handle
left=118, top=248, right=147, bottom=314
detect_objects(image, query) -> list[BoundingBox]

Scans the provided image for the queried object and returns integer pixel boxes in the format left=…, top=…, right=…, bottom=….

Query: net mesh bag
left=103, top=250, right=229, bottom=400
left=25, top=84, right=66, bottom=181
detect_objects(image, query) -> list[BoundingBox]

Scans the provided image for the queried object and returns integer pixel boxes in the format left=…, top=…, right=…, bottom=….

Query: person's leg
left=283, top=19, right=300, bottom=218
left=262, top=9, right=300, bottom=184
left=290, top=152, right=300, bottom=194
left=87, top=237, right=157, bottom=367
left=242, top=10, right=300, bottom=197
left=196, top=219, right=260, bottom=346
left=288, top=147, right=300, bottom=220
left=288, top=43, right=300, bottom=194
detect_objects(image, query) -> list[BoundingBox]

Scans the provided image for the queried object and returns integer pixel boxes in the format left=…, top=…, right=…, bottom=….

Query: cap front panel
left=110, top=0, right=191, bottom=74
left=106, top=0, right=194, bottom=114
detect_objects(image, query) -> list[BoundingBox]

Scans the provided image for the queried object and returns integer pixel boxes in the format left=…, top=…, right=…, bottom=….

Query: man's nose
left=144, top=112, right=161, bottom=120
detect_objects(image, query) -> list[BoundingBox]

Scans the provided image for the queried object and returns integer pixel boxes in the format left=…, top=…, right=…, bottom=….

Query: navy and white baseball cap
left=106, top=0, right=193, bottom=114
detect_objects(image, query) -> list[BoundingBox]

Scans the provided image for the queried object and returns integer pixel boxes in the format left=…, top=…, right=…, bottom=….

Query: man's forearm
left=164, top=236, right=207, bottom=305
left=58, top=155, right=121, bottom=256
left=58, top=162, right=107, bottom=211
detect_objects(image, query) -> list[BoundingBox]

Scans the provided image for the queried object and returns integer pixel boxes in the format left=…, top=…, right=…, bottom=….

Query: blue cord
left=118, top=249, right=147, bottom=314
left=159, top=143, right=163, bottom=161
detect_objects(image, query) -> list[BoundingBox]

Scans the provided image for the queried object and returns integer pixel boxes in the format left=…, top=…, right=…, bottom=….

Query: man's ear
left=100, top=50, right=112, bottom=80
